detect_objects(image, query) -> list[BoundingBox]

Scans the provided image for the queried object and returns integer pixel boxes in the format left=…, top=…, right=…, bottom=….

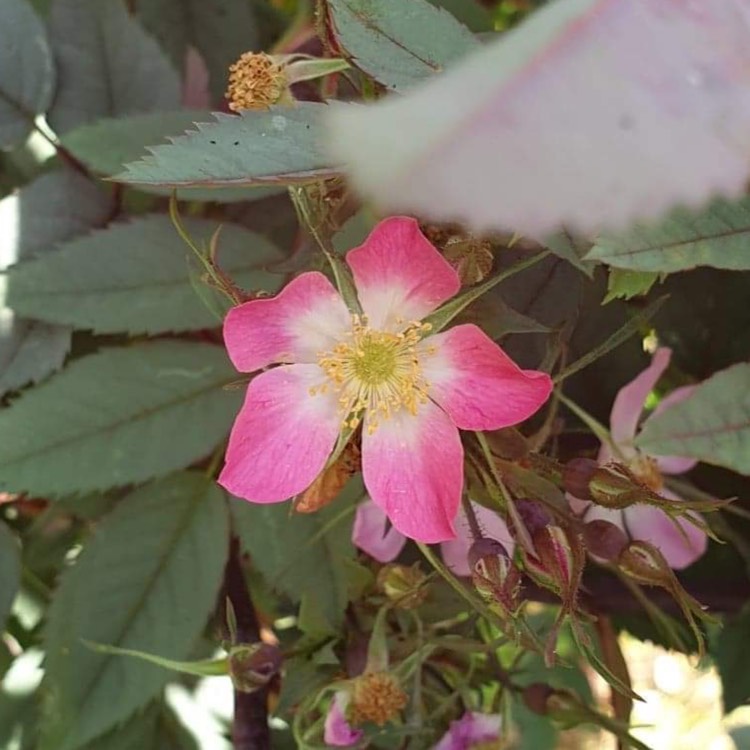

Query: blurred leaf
left=509, top=697, right=557, bottom=750
left=0, top=169, right=111, bottom=395
left=326, top=2, right=750, bottom=236
left=0, top=342, right=242, bottom=496
left=589, top=195, right=750, bottom=272
left=543, top=231, right=594, bottom=276
left=636, top=362, right=750, bottom=474
left=135, top=0, right=259, bottom=102
left=42, top=472, right=229, bottom=750
left=116, top=104, right=338, bottom=188
left=714, top=604, right=750, bottom=713
left=427, top=0, right=493, bottom=32
left=325, top=0, right=477, bottom=90
left=0, top=522, right=20, bottom=627
left=0, top=0, right=55, bottom=148
left=61, top=111, right=276, bottom=202
left=7, top=215, right=285, bottom=334
left=231, top=479, right=362, bottom=631
left=46, top=0, right=180, bottom=135
left=604, top=268, right=659, bottom=302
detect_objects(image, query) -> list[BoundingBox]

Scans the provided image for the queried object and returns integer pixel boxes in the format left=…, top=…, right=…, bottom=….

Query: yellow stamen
left=225, top=52, right=288, bottom=112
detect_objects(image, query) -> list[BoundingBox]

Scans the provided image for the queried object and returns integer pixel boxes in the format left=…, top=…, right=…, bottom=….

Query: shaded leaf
left=0, top=169, right=111, bottom=395
left=603, top=268, right=659, bottom=303
left=589, top=195, right=750, bottom=272
left=326, top=0, right=477, bottom=90
left=7, top=215, right=285, bottom=334
left=0, top=341, right=242, bottom=496
left=42, top=472, right=228, bottom=750
left=0, top=0, right=55, bottom=147
left=427, top=0, right=493, bottom=32
left=326, top=0, right=750, bottom=235
left=116, top=104, right=338, bottom=188
left=135, top=0, right=259, bottom=102
left=231, top=479, right=362, bottom=631
left=713, top=604, right=750, bottom=713
left=543, top=231, right=594, bottom=276
left=0, top=522, right=20, bottom=627
left=636, top=362, right=750, bottom=474
left=47, top=0, right=180, bottom=135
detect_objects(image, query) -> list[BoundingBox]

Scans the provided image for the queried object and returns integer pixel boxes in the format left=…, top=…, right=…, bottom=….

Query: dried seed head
left=226, top=52, right=288, bottom=111
left=350, top=671, right=407, bottom=726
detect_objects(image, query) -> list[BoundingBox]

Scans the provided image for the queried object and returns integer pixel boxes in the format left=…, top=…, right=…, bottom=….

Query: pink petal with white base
left=441, top=502, right=515, bottom=576
left=421, top=324, right=552, bottom=430
left=219, top=364, right=341, bottom=502
left=362, top=400, right=463, bottom=543
left=623, top=491, right=707, bottom=569
left=647, top=385, right=699, bottom=474
left=346, top=217, right=460, bottom=331
left=434, top=711, right=502, bottom=750
left=610, top=347, right=672, bottom=445
left=353, top=498, right=407, bottom=562
left=223, top=272, right=350, bottom=372
left=324, top=692, right=363, bottom=747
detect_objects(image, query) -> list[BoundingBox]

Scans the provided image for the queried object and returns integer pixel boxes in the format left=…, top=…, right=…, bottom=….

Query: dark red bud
left=582, top=519, right=629, bottom=561
left=562, top=457, right=598, bottom=501
left=522, top=682, right=555, bottom=715
left=515, top=499, right=552, bottom=537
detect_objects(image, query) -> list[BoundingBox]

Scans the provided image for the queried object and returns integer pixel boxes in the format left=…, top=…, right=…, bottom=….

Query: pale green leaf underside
left=0, top=522, right=20, bottom=627
left=636, top=362, right=750, bottom=474
left=115, top=104, right=339, bottom=188
left=0, top=341, right=242, bottom=496
left=7, top=215, right=285, bottom=334
left=42, top=472, right=229, bottom=750
left=588, top=196, right=750, bottom=272
left=327, top=0, right=478, bottom=90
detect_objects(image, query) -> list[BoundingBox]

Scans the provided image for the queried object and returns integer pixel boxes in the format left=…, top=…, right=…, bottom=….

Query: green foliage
left=7, top=215, right=285, bottom=334
left=42, top=472, right=229, bottom=750
left=326, top=0, right=478, bottom=90
left=0, top=0, right=54, bottom=148
left=589, top=195, right=750, bottom=272
left=604, top=268, right=659, bottom=302
left=713, top=604, right=750, bottom=713
left=46, top=0, right=180, bottom=135
left=0, top=521, right=21, bottom=627
left=0, top=342, right=242, bottom=496
left=636, top=362, right=750, bottom=474
left=117, top=104, right=338, bottom=189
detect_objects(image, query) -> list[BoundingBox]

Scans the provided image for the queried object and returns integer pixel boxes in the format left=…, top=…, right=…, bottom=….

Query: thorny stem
left=461, top=494, right=484, bottom=540
left=223, top=537, right=270, bottom=750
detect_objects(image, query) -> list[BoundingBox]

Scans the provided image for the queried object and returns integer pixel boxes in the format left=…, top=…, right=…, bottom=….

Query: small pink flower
left=573, top=347, right=707, bottom=569
left=220, top=217, right=552, bottom=543
left=324, top=690, right=363, bottom=747
left=353, top=497, right=514, bottom=576
left=434, top=711, right=502, bottom=749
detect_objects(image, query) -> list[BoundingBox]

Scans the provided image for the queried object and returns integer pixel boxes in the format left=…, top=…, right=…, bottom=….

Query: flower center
left=628, top=453, right=663, bottom=492
left=313, top=316, right=433, bottom=433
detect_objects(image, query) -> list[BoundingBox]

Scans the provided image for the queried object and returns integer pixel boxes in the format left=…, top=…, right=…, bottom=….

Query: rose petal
left=421, top=324, right=552, bottom=430
left=346, top=216, right=460, bottom=331
left=441, top=502, right=515, bottom=576
left=362, top=400, right=463, bottom=543
left=223, top=272, right=350, bottom=372
left=610, top=347, right=672, bottom=446
left=324, top=691, right=363, bottom=747
left=647, top=385, right=699, bottom=474
left=623, top=494, right=707, bottom=570
left=219, top=364, right=341, bottom=502
left=352, top=497, right=407, bottom=562
left=434, top=711, right=502, bottom=750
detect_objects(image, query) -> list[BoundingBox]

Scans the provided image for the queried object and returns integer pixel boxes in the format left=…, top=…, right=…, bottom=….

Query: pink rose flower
left=573, top=347, right=707, bottom=569
left=434, top=711, right=502, bottom=749
left=324, top=691, right=364, bottom=747
left=220, top=217, right=551, bottom=543
left=353, top=497, right=514, bottom=576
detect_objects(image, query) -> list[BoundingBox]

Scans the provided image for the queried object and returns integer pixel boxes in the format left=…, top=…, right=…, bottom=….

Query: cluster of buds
left=227, top=642, right=283, bottom=693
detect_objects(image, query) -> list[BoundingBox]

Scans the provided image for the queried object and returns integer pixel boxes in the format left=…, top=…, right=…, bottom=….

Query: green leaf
left=116, top=104, right=338, bottom=188
left=714, top=604, right=750, bottom=713
left=0, top=342, right=242, bottom=496
left=0, top=0, right=55, bottom=147
left=636, top=362, right=750, bottom=474
left=588, top=195, right=750, bottom=272
left=7, top=215, right=285, bottom=334
left=603, top=268, right=660, bottom=303
left=0, top=522, right=20, bottom=627
left=135, top=0, right=259, bottom=102
left=231, top=479, right=362, bottom=631
left=61, top=112, right=279, bottom=202
left=47, top=0, right=180, bottom=135
left=326, top=0, right=478, bottom=90
left=542, top=231, right=594, bottom=277
left=0, top=169, right=111, bottom=395
left=427, top=0, right=492, bottom=32
left=42, top=472, right=229, bottom=750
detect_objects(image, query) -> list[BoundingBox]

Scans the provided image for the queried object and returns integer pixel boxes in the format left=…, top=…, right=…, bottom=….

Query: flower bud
left=582, top=519, right=629, bottom=561
left=468, top=538, right=521, bottom=616
left=589, top=463, right=643, bottom=509
left=228, top=643, right=282, bottom=693
left=350, top=672, right=407, bottom=726
left=522, top=682, right=555, bottom=715
left=562, top=457, right=598, bottom=501
left=514, top=499, right=551, bottom=537
left=376, top=563, right=429, bottom=609
left=617, top=540, right=673, bottom=588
